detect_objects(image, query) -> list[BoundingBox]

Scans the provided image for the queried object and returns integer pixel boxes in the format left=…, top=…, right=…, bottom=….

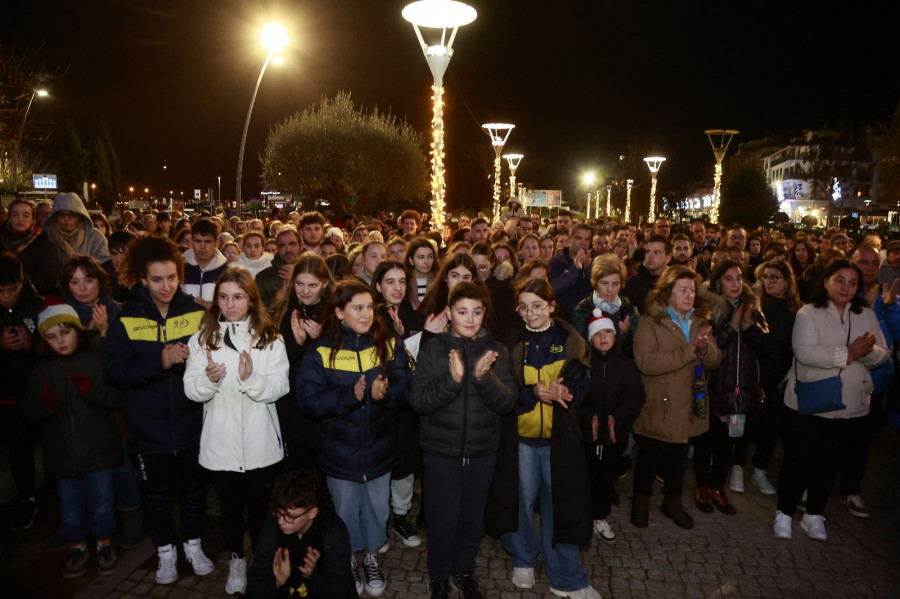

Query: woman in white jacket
left=775, top=260, right=888, bottom=542
left=184, top=267, right=289, bottom=595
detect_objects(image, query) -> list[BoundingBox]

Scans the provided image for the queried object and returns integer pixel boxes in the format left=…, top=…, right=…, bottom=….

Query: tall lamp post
left=12, top=88, right=48, bottom=194
left=482, top=123, right=514, bottom=223
left=606, top=185, right=612, bottom=218
left=643, top=156, right=666, bottom=222
left=704, top=129, right=739, bottom=223
left=503, top=153, right=524, bottom=210
left=403, top=0, right=477, bottom=232
left=625, top=179, right=634, bottom=223
left=583, top=172, right=596, bottom=220
left=236, top=23, right=287, bottom=208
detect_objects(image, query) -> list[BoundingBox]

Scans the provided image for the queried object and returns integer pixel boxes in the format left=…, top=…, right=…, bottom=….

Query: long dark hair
left=418, top=253, right=479, bottom=316
left=810, top=259, right=866, bottom=314
left=271, top=253, right=334, bottom=325
left=323, top=280, right=393, bottom=373
left=371, top=260, right=408, bottom=307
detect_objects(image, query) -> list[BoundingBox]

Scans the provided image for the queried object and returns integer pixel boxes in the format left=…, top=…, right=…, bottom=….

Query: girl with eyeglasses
left=492, top=278, right=598, bottom=598
left=184, top=267, right=290, bottom=594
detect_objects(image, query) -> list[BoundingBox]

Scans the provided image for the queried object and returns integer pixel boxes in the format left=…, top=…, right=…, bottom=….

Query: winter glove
left=41, top=381, right=60, bottom=413
left=71, top=373, right=93, bottom=397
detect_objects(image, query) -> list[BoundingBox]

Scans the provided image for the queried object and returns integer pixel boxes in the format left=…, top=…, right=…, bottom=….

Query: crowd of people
left=1, top=192, right=897, bottom=599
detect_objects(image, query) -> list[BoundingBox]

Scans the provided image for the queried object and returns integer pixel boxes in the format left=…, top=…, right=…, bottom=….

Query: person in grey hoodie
left=44, top=193, right=110, bottom=264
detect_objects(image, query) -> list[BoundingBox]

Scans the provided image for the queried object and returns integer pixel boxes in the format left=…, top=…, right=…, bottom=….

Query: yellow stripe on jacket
left=120, top=312, right=203, bottom=342
left=517, top=358, right=564, bottom=438
left=316, top=339, right=395, bottom=372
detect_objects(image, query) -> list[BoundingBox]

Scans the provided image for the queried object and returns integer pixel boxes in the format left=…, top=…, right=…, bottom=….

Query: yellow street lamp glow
left=403, top=0, right=477, bottom=231
left=261, top=23, right=288, bottom=53
left=583, top=172, right=596, bottom=185
left=36, top=89, right=48, bottom=97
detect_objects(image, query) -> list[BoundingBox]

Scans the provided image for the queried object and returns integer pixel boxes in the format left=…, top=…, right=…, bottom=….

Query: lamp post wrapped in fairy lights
left=704, top=129, right=738, bottom=223
left=402, top=0, right=477, bottom=231
left=482, top=123, right=514, bottom=223
left=503, top=153, right=524, bottom=211
left=643, top=156, right=666, bottom=222
left=625, top=179, right=634, bottom=222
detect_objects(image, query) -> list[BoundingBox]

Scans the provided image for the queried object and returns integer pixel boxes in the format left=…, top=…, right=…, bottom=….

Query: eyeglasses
left=218, top=293, right=249, bottom=303
left=763, top=275, right=784, bottom=282
left=390, top=250, right=405, bottom=257
left=272, top=507, right=312, bottom=524
left=517, top=302, right=549, bottom=314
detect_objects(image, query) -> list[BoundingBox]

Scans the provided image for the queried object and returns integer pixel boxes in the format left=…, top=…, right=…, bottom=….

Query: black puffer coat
left=700, top=282, right=773, bottom=416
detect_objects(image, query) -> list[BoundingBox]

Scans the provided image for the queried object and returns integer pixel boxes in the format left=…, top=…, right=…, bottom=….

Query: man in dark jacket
left=102, top=236, right=213, bottom=586
left=549, top=223, right=594, bottom=320
left=257, top=227, right=303, bottom=308
left=623, top=234, right=670, bottom=313
left=0, top=256, right=43, bottom=529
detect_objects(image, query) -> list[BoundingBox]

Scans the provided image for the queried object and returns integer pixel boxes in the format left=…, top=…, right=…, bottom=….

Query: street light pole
left=503, top=153, right=524, bottom=210
left=403, top=0, right=477, bottom=232
left=625, top=179, right=634, bottom=223
left=704, top=129, right=739, bottom=223
left=482, top=123, right=514, bottom=223
left=236, top=23, right=287, bottom=209
left=12, top=89, right=48, bottom=195
left=643, top=156, right=666, bottom=222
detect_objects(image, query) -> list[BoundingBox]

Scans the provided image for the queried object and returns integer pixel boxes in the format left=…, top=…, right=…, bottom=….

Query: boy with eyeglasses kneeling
left=245, top=469, right=357, bottom=599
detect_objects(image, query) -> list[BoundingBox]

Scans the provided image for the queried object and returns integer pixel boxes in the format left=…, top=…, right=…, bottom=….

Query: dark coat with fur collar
left=698, top=282, right=772, bottom=416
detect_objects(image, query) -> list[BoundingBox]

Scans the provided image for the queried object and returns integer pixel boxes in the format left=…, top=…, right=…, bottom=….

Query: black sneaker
left=350, top=554, right=363, bottom=595
left=97, top=543, right=119, bottom=575
left=429, top=580, right=451, bottom=599
left=392, top=513, right=422, bottom=547
left=451, top=574, right=483, bottom=599
left=362, top=553, right=385, bottom=597
left=10, top=498, right=37, bottom=530
left=63, top=546, right=89, bottom=579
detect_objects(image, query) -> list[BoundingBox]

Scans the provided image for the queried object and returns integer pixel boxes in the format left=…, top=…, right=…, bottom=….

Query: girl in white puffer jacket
left=184, top=267, right=289, bottom=595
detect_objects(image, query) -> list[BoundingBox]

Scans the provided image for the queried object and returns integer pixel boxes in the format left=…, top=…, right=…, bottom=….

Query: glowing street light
left=625, top=179, right=634, bottom=223
left=12, top=88, right=48, bottom=194
left=503, top=153, right=524, bottom=210
left=583, top=173, right=596, bottom=219
left=643, top=156, right=666, bottom=222
left=482, top=123, right=514, bottom=223
left=403, top=0, right=477, bottom=231
left=606, top=184, right=612, bottom=217
left=705, top=129, right=739, bottom=223
left=236, top=22, right=287, bottom=206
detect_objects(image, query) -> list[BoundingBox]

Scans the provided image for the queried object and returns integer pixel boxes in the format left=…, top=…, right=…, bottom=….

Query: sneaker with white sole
left=729, top=465, right=745, bottom=493
left=97, top=542, right=119, bottom=576
left=62, top=544, right=89, bottom=579
left=392, top=513, right=422, bottom=547
left=350, top=554, right=363, bottom=595
left=593, top=519, right=616, bottom=543
left=550, top=585, right=603, bottom=598
left=183, top=538, right=215, bottom=576
left=225, top=553, right=247, bottom=595
left=362, top=552, right=385, bottom=597
left=773, top=511, right=792, bottom=539
left=800, top=513, right=827, bottom=541
left=155, top=544, right=178, bottom=585
left=751, top=468, right=776, bottom=495
left=840, top=494, right=870, bottom=518
left=511, top=567, right=534, bottom=589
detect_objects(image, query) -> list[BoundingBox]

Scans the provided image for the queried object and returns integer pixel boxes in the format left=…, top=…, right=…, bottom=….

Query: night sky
left=3, top=0, right=898, bottom=217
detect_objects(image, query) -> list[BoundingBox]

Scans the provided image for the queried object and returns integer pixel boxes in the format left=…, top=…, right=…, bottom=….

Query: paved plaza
left=1, top=428, right=899, bottom=598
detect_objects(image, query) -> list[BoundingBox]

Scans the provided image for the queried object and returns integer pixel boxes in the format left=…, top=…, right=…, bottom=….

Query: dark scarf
left=1, top=222, right=43, bottom=253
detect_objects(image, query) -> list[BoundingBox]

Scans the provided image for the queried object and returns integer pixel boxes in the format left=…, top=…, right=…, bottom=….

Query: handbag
left=793, top=312, right=850, bottom=416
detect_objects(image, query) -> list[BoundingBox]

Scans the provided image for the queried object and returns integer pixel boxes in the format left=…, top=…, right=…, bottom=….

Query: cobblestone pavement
left=2, top=428, right=899, bottom=598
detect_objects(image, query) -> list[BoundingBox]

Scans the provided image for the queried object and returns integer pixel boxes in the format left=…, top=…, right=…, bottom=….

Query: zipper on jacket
left=355, top=332, right=369, bottom=481
left=460, top=339, right=469, bottom=458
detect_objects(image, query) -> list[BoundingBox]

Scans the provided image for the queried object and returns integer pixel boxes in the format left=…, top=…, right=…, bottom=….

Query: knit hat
left=587, top=308, right=616, bottom=341
left=37, top=296, right=82, bottom=339
left=326, top=227, right=343, bottom=239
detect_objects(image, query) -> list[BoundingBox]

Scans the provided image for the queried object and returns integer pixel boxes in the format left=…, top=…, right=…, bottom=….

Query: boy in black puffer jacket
left=580, top=310, right=645, bottom=544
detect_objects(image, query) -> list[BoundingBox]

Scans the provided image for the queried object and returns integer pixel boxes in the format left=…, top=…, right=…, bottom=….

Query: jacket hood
left=49, top=193, right=95, bottom=231
left=492, top=261, right=515, bottom=282
left=184, top=247, right=228, bottom=271
left=699, top=281, right=759, bottom=325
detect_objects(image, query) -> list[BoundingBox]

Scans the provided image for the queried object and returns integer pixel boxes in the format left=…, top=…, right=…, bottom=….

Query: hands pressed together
left=448, top=348, right=498, bottom=384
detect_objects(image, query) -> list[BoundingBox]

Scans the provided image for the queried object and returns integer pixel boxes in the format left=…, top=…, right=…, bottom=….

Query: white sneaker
left=773, top=511, right=792, bottom=539
left=751, top=468, right=776, bottom=495
left=840, top=494, right=871, bottom=518
left=593, top=519, right=616, bottom=543
left=362, top=552, right=385, bottom=597
left=183, top=538, right=215, bottom=576
left=155, top=544, right=178, bottom=585
left=550, top=585, right=603, bottom=599
left=225, top=553, right=247, bottom=595
left=511, top=567, right=535, bottom=589
left=729, top=465, right=745, bottom=493
left=800, top=513, right=827, bottom=541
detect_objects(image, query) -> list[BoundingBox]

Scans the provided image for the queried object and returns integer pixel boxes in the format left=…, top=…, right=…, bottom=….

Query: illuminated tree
left=262, top=92, right=428, bottom=216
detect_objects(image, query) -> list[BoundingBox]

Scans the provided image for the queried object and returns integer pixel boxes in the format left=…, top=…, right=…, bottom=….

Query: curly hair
left=120, top=236, right=185, bottom=288
left=59, top=256, right=112, bottom=300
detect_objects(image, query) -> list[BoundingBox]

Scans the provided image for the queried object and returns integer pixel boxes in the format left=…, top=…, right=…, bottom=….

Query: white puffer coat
left=184, top=318, right=289, bottom=471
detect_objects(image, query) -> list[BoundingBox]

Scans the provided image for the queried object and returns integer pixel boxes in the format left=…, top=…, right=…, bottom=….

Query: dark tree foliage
left=720, top=165, right=778, bottom=228
left=868, top=102, right=900, bottom=206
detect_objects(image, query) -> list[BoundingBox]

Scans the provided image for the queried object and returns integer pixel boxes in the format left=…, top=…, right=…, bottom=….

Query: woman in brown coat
left=631, top=266, right=721, bottom=529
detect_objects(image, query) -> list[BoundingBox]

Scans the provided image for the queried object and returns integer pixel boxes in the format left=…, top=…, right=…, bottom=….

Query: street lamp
left=482, top=123, right=514, bottom=223
left=503, top=153, right=523, bottom=210
left=582, top=173, right=596, bottom=219
left=705, top=129, right=739, bottom=223
left=606, top=185, right=612, bottom=217
left=236, top=22, right=287, bottom=207
left=403, top=0, right=477, bottom=231
left=625, top=179, right=634, bottom=223
left=12, top=88, right=48, bottom=195
left=865, top=198, right=872, bottom=226
left=643, top=156, right=666, bottom=222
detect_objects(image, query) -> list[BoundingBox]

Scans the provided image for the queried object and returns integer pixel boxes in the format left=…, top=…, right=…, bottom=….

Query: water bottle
left=692, top=365, right=707, bottom=418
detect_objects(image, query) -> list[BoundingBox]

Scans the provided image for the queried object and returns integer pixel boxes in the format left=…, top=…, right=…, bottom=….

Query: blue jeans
left=327, top=473, right=390, bottom=553
left=57, top=468, right=116, bottom=544
left=501, top=443, right=587, bottom=592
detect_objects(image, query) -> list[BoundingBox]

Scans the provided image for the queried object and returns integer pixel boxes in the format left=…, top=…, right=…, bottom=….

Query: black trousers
left=633, top=435, right=689, bottom=496
left=583, top=441, right=624, bottom=520
left=777, top=410, right=865, bottom=517
left=0, top=404, right=38, bottom=498
left=423, top=453, right=496, bottom=582
left=207, top=463, right=280, bottom=557
left=734, top=385, right=784, bottom=471
left=132, top=448, right=206, bottom=548
left=692, top=417, right=733, bottom=488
